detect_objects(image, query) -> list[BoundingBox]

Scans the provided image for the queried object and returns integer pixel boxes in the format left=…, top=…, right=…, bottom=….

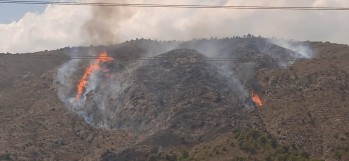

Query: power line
left=0, top=0, right=349, bottom=10
left=0, top=57, right=302, bottom=60
left=0, top=55, right=345, bottom=62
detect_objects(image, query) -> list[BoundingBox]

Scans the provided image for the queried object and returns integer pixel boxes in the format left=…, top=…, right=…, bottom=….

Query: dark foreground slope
left=0, top=38, right=348, bottom=161
left=98, top=49, right=317, bottom=161
left=101, top=49, right=265, bottom=161
left=108, top=49, right=262, bottom=133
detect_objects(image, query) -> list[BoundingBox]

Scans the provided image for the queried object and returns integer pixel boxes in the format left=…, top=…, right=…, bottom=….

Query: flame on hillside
left=76, top=52, right=113, bottom=101
left=250, top=90, right=263, bottom=107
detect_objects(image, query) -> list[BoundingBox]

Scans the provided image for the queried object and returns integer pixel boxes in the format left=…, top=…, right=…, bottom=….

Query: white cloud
left=0, top=4, right=90, bottom=53
left=0, top=0, right=348, bottom=53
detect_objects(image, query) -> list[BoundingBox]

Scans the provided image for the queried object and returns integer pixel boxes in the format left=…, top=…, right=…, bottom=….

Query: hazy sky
left=0, top=0, right=348, bottom=53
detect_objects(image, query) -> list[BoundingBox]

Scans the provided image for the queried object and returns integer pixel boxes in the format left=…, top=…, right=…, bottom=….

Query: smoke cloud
left=1, top=0, right=349, bottom=53
left=81, top=0, right=134, bottom=45
left=1, top=0, right=325, bottom=128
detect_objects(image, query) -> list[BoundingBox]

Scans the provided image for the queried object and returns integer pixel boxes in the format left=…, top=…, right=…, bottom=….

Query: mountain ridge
left=0, top=37, right=348, bottom=161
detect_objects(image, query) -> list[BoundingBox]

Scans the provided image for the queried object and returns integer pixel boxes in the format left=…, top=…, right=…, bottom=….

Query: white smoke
left=270, top=39, right=314, bottom=58
left=57, top=59, right=80, bottom=103
left=1, top=0, right=349, bottom=53
left=56, top=49, right=127, bottom=128
left=32, top=0, right=332, bottom=128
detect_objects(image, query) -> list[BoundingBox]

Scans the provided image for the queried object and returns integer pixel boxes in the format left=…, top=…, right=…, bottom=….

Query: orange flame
left=251, top=90, right=263, bottom=107
left=76, top=52, right=113, bottom=100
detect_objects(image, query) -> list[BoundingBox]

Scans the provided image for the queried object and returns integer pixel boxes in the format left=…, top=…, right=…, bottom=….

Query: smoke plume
left=269, top=39, right=314, bottom=58
left=51, top=0, right=318, bottom=129
left=81, top=0, right=134, bottom=45
left=56, top=49, right=127, bottom=128
left=1, top=0, right=349, bottom=53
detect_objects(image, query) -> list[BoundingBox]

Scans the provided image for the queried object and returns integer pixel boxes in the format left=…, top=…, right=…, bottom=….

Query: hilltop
left=0, top=37, right=348, bottom=161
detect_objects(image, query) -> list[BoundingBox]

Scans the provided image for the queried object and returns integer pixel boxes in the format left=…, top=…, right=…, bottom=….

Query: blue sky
left=0, top=3, right=46, bottom=23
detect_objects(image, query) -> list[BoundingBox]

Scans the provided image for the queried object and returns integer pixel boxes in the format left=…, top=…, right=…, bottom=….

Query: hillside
left=0, top=37, right=348, bottom=161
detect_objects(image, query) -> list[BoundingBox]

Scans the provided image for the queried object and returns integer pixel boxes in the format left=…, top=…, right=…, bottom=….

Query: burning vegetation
left=76, top=52, right=113, bottom=101
left=250, top=90, right=263, bottom=107
left=56, top=38, right=313, bottom=130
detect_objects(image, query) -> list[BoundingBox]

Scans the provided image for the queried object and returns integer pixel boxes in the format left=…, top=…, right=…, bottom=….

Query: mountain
left=0, top=37, right=348, bottom=161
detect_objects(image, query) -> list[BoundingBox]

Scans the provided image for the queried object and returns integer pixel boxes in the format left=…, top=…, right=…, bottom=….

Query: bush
left=148, top=155, right=157, bottom=161
left=233, top=156, right=247, bottom=161
left=165, top=154, right=177, bottom=161
left=275, top=154, right=288, bottom=161
left=275, top=146, right=289, bottom=155
left=264, top=153, right=273, bottom=161
left=271, top=139, right=278, bottom=149
left=0, top=154, right=12, bottom=161
left=258, top=135, right=268, bottom=146
left=239, top=142, right=257, bottom=154
left=300, top=152, right=309, bottom=159
left=248, top=130, right=261, bottom=140
left=177, top=150, right=189, bottom=161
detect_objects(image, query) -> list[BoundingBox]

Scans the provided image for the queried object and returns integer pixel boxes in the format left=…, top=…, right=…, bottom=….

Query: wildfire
left=76, top=52, right=113, bottom=100
left=250, top=90, right=263, bottom=107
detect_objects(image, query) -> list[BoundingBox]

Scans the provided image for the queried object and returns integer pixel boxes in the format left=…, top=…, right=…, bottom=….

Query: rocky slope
left=257, top=42, right=349, bottom=160
left=0, top=38, right=348, bottom=161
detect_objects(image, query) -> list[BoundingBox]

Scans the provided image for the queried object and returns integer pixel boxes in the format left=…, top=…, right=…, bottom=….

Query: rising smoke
left=269, top=39, right=314, bottom=58
left=56, top=48, right=127, bottom=128
left=81, top=0, right=134, bottom=46
left=56, top=37, right=315, bottom=129
left=54, top=0, right=316, bottom=129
